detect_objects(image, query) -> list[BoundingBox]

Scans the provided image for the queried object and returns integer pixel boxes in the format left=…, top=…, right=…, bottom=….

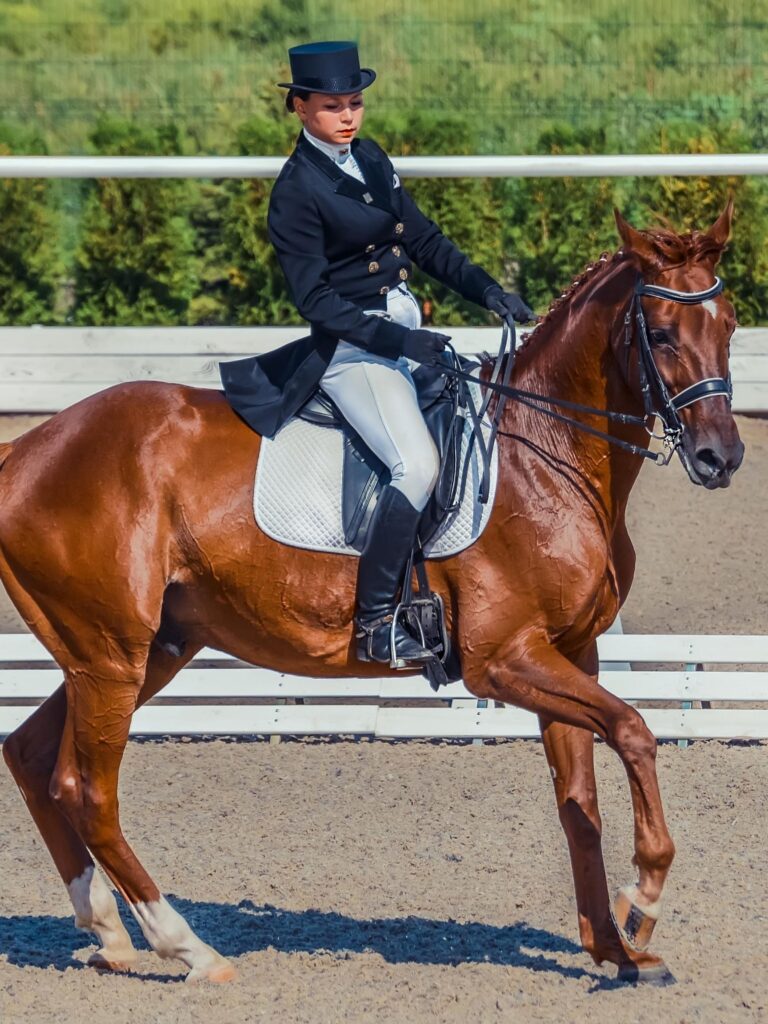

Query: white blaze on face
left=68, top=865, right=136, bottom=957
left=129, top=896, right=232, bottom=978
left=702, top=298, right=719, bottom=320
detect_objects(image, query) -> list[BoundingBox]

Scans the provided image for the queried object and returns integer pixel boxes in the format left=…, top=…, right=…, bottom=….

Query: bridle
left=627, top=274, right=731, bottom=454
left=444, top=270, right=733, bottom=503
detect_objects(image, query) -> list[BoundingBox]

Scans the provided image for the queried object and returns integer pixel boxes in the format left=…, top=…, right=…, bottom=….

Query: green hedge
left=1, top=113, right=766, bottom=327
left=0, top=124, right=61, bottom=325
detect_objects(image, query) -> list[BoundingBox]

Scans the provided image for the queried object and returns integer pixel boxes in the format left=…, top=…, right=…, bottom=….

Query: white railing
left=1, top=632, right=767, bottom=740
left=2, top=153, right=766, bottom=413
left=1, top=154, right=768, bottom=179
left=2, top=326, right=767, bottom=414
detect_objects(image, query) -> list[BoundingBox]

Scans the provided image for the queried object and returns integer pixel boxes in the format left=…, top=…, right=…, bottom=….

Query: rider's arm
left=268, top=181, right=410, bottom=360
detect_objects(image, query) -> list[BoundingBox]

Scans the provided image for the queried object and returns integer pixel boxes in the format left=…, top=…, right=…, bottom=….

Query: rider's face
left=293, top=91, right=365, bottom=146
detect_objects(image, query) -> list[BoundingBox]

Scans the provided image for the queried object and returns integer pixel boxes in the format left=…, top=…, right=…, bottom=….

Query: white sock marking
left=129, top=896, right=229, bottom=974
left=68, top=866, right=136, bottom=957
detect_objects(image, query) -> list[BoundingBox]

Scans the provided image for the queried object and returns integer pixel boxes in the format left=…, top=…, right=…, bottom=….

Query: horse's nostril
left=694, top=447, right=726, bottom=476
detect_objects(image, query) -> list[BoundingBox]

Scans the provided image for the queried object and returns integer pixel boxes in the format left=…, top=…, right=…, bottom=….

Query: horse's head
left=613, top=201, right=744, bottom=488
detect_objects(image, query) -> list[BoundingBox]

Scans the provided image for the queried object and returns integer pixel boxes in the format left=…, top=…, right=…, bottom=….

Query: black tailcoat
left=219, top=131, right=498, bottom=437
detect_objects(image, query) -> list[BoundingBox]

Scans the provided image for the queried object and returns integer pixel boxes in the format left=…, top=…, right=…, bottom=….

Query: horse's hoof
left=613, top=884, right=661, bottom=951
left=87, top=948, right=139, bottom=973
left=617, top=961, right=677, bottom=987
left=185, top=961, right=238, bottom=984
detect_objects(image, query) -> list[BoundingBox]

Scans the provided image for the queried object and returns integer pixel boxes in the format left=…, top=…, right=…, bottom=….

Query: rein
left=445, top=274, right=731, bottom=503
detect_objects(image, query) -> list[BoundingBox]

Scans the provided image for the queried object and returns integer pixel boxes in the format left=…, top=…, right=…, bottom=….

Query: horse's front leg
left=466, top=639, right=675, bottom=976
left=539, top=716, right=672, bottom=982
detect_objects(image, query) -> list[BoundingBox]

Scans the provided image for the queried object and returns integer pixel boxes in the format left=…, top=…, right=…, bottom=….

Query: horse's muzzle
left=681, top=435, right=745, bottom=489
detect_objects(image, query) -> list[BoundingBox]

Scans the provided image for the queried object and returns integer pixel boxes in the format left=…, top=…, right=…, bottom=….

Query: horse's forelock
left=640, top=227, right=726, bottom=269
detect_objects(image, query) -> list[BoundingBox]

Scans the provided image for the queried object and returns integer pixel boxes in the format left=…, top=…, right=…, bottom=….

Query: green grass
left=1, top=0, right=767, bottom=326
left=0, top=0, right=767, bottom=153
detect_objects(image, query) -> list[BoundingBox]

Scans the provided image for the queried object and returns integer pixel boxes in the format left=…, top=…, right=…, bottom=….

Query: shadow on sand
left=0, top=897, right=603, bottom=982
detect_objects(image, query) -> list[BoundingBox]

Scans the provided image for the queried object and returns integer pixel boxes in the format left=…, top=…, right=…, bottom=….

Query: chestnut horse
left=0, top=205, right=742, bottom=984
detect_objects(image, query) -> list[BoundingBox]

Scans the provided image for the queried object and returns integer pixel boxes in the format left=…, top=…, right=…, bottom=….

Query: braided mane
left=517, top=249, right=618, bottom=350
left=515, top=224, right=723, bottom=352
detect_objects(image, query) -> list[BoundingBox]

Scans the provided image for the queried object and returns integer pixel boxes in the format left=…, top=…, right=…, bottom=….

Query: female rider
left=220, top=40, right=533, bottom=668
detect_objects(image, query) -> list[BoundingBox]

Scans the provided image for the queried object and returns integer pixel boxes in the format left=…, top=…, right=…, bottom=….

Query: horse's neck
left=505, top=258, right=645, bottom=522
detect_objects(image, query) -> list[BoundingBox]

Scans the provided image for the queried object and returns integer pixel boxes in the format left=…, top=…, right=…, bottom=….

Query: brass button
left=392, top=245, right=401, bottom=257
left=379, top=285, right=389, bottom=295
left=365, top=244, right=375, bottom=253
left=368, top=261, right=379, bottom=273
left=399, top=268, right=408, bottom=281
left=395, top=222, right=404, bottom=235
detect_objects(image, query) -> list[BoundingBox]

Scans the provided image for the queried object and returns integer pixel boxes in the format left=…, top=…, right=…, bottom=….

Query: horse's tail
left=0, top=441, right=14, bottom=472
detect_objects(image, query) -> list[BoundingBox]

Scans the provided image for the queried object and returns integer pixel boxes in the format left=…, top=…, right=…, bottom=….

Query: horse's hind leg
left=3, top=640, right=209, bottom=972
left=3, top=685, right=140, bottom=971
left=539, top=717, right=672, bottom=983
left=50, top=643, right=235, bottom=983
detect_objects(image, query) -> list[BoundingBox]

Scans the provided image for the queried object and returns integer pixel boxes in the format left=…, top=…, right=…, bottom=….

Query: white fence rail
left=2, top=154, right=768, bottom=178
left=1, top=153, right=765, bottom=412
left=1, top=633, right=766, bottom=740
left=2, top=326, right=767, bottom=414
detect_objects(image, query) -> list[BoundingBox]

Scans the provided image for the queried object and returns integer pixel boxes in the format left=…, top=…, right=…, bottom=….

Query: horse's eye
left=649, top=328, right=672, bottom=346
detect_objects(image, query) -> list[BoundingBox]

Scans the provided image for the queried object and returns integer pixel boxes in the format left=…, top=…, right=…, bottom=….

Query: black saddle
left=297, top=356, right=480, bottom=552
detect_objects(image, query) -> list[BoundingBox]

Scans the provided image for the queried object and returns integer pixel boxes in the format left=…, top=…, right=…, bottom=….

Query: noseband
left=627, top=274, right=731, bottom=454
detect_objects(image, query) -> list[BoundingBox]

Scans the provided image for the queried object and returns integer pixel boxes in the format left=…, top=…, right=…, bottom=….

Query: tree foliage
left=368, top=111, right=504, bottom=325
left=1, top=113, right=767, bottom=327
left=0, top=125, right=61, bottom=325
left=500, top=127, right=620, bottom=315
left=188, top=116, right=300, bottom=326
left=73, top=119, right=197, bottom=325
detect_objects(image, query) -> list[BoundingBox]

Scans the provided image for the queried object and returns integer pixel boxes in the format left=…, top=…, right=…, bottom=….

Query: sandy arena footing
left=0, top=413, right=766, bottom=1022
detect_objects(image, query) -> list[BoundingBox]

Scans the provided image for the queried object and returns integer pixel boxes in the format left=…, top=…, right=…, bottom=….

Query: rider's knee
left=393, top=445, right=440, bottom=511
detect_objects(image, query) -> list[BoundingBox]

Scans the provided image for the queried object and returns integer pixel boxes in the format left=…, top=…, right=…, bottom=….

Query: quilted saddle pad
left=253, top=378, right=498, bottom=559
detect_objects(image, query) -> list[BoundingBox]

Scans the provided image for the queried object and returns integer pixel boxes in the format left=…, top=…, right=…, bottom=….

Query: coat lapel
left=295, top=132, right=397, bottom=217
left=352, top=142, right=398, bottom=217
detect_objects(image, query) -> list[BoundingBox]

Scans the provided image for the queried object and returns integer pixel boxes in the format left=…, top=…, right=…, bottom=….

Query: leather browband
left=636, top=278, right=724, bottom=304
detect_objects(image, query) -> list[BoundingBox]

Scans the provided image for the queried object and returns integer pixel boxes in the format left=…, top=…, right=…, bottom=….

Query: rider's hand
left=402, top=329, right=451, bottom=366
left=484, top=285, right=534, bottom=324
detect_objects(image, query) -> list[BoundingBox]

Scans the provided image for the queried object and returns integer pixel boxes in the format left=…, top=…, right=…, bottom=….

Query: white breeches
left=320, top=284, right=440, bottom=512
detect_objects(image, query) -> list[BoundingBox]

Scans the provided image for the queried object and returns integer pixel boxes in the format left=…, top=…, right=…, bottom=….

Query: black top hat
left=277, top=41, right=376, bottom=94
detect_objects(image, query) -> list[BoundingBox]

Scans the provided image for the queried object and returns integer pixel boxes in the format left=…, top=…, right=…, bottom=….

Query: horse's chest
left=517, top=507, right=620, bottom=625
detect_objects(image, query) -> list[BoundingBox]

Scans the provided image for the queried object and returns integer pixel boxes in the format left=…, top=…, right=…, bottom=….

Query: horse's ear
left=613, top=208, right=658, bottom=268
left=705, top=197, right=734, bottom=249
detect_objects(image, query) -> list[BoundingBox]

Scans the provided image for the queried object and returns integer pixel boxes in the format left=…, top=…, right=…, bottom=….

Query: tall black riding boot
left=355, top=485, right=433, bottom=668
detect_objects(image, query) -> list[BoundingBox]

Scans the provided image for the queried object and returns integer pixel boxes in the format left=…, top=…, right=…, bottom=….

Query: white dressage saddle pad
left=253, top=379, right=498, bottom=559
